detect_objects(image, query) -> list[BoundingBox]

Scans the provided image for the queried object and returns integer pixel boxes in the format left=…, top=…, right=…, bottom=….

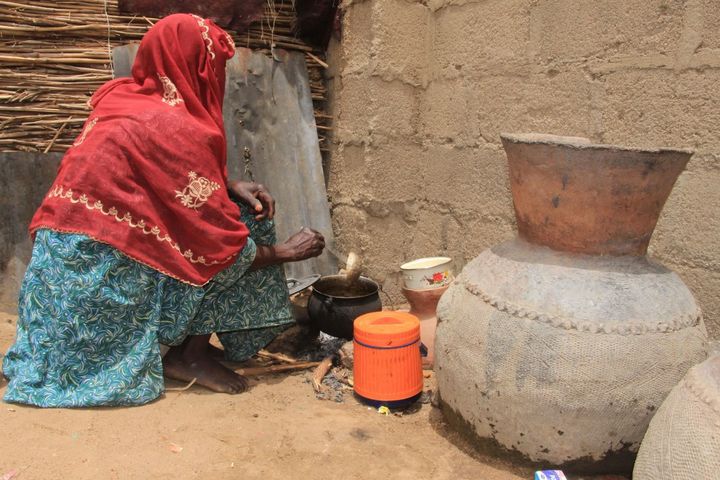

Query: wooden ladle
left=342, top=251, right=362, bottom=286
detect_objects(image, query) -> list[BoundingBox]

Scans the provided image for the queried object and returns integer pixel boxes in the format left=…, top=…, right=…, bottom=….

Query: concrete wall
left=326, top=0, right=720, bottom=337
left=0, top=153, right=62, bottom=312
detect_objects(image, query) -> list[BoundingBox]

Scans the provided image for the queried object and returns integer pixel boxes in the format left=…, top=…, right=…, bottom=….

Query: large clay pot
left=633, top=354, right=720, bottom=479
left=435, top=133, right=708, bottom=474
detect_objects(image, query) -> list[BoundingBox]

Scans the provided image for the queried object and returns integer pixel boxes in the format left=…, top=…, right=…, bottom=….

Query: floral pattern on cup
left=424, top=271, right=450, bottom=287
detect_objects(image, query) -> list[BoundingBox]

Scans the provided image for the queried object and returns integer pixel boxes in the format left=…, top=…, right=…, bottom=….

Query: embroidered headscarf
left=30, top=14, right=248, bottom=286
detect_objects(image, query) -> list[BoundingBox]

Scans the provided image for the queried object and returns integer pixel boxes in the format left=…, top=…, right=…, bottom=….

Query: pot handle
left=321, top=295, right=333, bottom=310
left=378, top=284, right=396, bottom=310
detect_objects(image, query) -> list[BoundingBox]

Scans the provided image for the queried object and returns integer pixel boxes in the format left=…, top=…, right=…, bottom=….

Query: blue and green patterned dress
left=2, top=206, right=294, bottom=407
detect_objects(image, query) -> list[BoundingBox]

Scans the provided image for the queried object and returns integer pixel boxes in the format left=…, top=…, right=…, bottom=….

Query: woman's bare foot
left=207, top=343, right=226, bottom=360
left=162, top=335, right=248, bottom=394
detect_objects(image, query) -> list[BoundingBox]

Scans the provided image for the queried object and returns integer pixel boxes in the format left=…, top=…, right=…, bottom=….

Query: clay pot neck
left=402, top=286, right=448, bottom=319
left=501, top=133, right=692, bottom=256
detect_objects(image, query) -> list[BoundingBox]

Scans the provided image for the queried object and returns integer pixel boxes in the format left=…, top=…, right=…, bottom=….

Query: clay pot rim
left=500, top=133, right=694, bottom=156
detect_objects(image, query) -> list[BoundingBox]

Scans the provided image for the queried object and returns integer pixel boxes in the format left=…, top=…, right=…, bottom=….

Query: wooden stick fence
left=0, top=0, right=330, bottom=153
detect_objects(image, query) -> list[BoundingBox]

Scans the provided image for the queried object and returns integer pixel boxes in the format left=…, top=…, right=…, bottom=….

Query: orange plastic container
left=353, top=311, right=423, bottom=404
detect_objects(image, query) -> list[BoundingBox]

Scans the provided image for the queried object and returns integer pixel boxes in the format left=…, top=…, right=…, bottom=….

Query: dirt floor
left=0, top=312, right=533, bottom=480
left=0, top=310, right=635, bottom=480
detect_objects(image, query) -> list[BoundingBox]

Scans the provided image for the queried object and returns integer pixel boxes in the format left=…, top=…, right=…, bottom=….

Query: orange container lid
left=354, top=311, right=420, bottom=348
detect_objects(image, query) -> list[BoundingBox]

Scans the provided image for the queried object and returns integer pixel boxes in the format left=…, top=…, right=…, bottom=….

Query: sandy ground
left=0, top=312, right=531, bottom=480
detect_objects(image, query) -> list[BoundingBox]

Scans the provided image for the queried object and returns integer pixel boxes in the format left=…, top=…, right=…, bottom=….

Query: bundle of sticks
left=0, top=0, right=330, bottom=153
left=239, top=349, right=321, bottom=377
left=165, top=349, right=321, bottom=392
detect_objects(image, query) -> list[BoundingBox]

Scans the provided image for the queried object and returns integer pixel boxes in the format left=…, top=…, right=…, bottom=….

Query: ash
left=315, top=367, right=352, bottom=403
left=297, top=332, right=347, bottom=362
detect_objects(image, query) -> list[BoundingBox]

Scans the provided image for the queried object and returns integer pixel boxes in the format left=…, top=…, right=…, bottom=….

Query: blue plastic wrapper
left=534, top=471, right=567, bottom=480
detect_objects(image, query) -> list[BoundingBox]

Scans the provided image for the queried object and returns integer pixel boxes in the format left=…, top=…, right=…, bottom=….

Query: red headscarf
left=30, top=14, right=249, bottom=286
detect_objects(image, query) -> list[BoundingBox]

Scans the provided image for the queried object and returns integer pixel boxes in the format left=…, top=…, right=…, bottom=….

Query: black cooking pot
left=307, top=275, right=382, bottom=340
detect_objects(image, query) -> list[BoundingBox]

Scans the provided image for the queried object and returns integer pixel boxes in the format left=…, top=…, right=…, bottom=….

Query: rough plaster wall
left=0, top=153, right=62, bottom=312
left=326, top=0, right=720, bottom=337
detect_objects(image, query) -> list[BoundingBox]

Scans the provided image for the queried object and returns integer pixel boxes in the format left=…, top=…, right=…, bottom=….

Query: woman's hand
left=251, top=227, right=326, bottom=271
left=280, top=227, right=325, bottom=262
left=228, top=180, right=275, bottom=221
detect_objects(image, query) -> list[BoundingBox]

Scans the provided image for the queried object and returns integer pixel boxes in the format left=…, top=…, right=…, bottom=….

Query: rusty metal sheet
left=111, top=43, right=138, bottom=79
left=223, top=48, right=336, bottom=278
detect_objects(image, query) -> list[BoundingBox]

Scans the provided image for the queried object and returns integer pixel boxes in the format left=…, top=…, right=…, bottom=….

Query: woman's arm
left=250, top=227, right=325, bottom=271
left=228, top=181, right=325, bottom=269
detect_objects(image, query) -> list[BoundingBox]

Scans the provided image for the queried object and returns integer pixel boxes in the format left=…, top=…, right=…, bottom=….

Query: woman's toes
left=229, top=376, right=247, bottom=393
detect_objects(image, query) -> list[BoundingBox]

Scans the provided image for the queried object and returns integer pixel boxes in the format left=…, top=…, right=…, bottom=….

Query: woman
left=1, top=14, right=325, bottom=407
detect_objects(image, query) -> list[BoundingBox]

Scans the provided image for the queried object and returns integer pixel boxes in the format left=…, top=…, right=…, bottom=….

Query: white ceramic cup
left=400, top=257, right=454, bottom=290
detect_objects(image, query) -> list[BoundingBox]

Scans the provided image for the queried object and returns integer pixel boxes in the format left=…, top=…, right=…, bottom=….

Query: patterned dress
left=2, top=206, right=293, bottom=407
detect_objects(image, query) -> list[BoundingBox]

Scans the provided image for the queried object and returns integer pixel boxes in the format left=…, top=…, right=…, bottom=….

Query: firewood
left=235, top=361, right=319, bottom=376
left=311, top=355, right=334, bottom=393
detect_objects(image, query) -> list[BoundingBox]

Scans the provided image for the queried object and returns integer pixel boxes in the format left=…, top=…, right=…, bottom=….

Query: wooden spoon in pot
left=343, top=251, right=362, bottom=286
